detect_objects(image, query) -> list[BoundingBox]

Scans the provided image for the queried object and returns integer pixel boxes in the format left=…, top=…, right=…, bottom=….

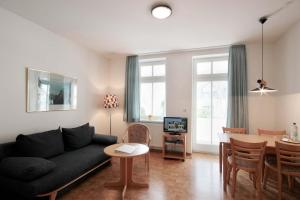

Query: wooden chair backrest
left=222, top=127, right=246, bottom=134
left=230, top=138, right=267, bottom=171
left=122, top=123, right=151, bottom=146
left=258, top=129, right=286, bottom=136
left=276, top=141, right=300, bottom=175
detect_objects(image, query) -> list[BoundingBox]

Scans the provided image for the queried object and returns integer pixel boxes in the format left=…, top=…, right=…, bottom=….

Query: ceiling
left=1, top=0, right=300, bottom=56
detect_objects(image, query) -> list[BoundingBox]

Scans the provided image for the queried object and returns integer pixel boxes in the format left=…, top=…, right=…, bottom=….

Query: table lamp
left=103, top=94, right=119, bottom=135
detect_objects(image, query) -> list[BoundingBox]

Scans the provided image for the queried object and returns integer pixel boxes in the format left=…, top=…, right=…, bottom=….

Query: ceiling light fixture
left=250, top=16, right=277, bottom=95
left=151, top=4, right=172, bottom=19
left=249, top=1, right=296, bottom=95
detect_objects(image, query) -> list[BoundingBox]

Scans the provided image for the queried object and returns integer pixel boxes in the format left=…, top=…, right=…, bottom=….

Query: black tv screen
left=163, top=117, right=188, bottom=133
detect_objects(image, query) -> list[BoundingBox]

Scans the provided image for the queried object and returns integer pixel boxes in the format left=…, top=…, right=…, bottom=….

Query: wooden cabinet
left=162, top=133, right=186, bottom=161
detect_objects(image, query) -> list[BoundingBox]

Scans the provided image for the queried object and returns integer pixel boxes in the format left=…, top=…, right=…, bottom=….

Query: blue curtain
left=124, top=55, right=140, bottom=122
left=226, top=45, right=249, bottom=132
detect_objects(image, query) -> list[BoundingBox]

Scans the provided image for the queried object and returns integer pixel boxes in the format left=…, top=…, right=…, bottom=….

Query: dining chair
left=122, top=123, right=151, bottom=171
left=258, top=129, right=286, bottom=182
left=227, top=138, right=267, bottom=199
left=219, top=127, right=247, bottom=173
left=263, top=141, right=300, bottom=200
left=257, top=129, right=286, bottom=136
left=223, top=127, right=247, bottom=134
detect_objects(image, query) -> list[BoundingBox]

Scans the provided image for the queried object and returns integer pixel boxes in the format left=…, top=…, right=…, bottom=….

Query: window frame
left=139, top=59, right=166, bottom=123
left=194, top=56, right=228, bottom=81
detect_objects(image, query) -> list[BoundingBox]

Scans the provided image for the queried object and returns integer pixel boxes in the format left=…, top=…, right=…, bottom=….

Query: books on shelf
left=115, top=144, right=137, bottom=154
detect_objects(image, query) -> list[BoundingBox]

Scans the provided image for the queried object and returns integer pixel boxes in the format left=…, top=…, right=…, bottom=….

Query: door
left=192, top=55, right=228, bottom=153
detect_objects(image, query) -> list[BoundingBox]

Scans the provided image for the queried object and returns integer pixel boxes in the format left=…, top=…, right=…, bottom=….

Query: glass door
left=192, top=56, right=228, bottom=153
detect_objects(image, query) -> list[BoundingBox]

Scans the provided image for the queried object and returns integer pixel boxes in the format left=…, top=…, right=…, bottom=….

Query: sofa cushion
left=0, top=144, right=110, bottom=198
left=62, top=123, right=94, bottom=150
left=0, top=142, right=15, bottom=161
left=0, top=157, right=56, bottom=181
left=16, top=128, right=64, bottom=158
left=92, top=134, right=118, bottom=146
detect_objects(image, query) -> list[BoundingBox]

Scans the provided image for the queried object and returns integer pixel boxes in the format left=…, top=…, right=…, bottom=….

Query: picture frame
left=26, top=68, right=77, bottom=112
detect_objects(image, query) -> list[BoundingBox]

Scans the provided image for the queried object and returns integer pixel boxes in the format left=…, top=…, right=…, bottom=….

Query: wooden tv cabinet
left=162, top=132, right=186, bottom=161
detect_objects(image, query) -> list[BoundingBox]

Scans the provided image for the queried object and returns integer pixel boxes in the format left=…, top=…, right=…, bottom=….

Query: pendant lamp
left=250, top=16, right=277, bottom=95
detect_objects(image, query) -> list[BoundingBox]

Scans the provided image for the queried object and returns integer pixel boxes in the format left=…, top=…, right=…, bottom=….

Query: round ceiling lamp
left=151, top=4, right=172, bottom=19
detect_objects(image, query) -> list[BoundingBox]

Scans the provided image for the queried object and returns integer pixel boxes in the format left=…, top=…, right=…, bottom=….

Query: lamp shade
left=250, top=79, right=277, bottom=95
left=250, top=86, right=277, bottom=94
left=103, top=94, right=119, bottom=109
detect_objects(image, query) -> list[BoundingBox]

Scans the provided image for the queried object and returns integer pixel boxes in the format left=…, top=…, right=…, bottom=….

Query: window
left=193, top=55, right=228, bottom=146
left=139, top=59, right=166, bottom=122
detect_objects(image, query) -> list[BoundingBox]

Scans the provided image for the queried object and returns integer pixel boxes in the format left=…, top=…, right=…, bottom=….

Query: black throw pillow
left=0, top=157, right=56, bottom=181
left=16, top=128, right=64, bottom=158
left=62, top=123, right=94, bottom=151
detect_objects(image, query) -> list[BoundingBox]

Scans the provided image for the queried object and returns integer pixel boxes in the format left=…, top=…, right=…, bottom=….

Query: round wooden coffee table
left=104, top=143, right=149, bottom=199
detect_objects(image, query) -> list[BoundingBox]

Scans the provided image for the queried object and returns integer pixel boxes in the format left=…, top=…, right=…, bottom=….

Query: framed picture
left=27, top=68, right=77, bottom=112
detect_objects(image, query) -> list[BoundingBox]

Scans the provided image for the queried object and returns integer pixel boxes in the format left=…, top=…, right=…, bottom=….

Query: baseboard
left=149, top=146, right=162, bottom=152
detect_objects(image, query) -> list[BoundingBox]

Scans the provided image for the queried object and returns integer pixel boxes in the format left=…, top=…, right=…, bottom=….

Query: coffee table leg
left=104, top=158, right=126, bottom=187
left=122, top=158, right=127, bottom=200
left=105, top=156, right=148, bottom=199
left=127, top=157, right=149, bottom=188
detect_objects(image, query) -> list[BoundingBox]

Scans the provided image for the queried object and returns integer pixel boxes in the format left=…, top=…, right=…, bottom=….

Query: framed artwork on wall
left=26, top=68, right=77, bottom=112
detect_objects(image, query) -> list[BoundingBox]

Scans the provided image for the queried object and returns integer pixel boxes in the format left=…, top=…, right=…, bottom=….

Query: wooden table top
left=218, top=133, right=300, bottom=148
left=104, top=143, right=149, bottom=158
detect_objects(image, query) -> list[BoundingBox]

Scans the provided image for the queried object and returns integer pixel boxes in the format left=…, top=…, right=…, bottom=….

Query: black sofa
left=0, top=124, right=117, bottom=200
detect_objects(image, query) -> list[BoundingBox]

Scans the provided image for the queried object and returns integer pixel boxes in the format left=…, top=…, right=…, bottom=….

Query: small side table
left=104, top=143, right=149, bottom=199
left=162, top=132, right=186, bottom=161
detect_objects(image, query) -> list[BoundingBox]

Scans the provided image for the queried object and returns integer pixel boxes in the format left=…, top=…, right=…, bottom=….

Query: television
left=163, top=117, right=188, bottom=133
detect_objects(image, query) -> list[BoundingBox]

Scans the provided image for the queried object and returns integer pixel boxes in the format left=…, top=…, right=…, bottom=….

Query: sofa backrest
left=16, top=128, right=64, bottom=158
left=0, top=126, right=95, bottom=160
left=89, top=126, right=95, bottom=136
left=0, top=142, right=16, bottom=161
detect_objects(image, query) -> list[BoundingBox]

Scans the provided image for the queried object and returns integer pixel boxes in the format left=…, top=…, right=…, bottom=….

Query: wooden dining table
left=218, top=132, right=282, bottom=191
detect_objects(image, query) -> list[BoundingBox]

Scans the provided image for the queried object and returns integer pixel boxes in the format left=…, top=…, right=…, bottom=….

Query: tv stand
left=168, top=132, right=182, bottom=135
left=162, top=132, right=186, bottom=161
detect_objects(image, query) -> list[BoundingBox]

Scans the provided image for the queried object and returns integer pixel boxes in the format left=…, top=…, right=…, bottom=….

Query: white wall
left=274, top=21, right=300, bottom=131
left=0, top=7, right=109, bottom=142
left=108, top=45, right=277, bottom=153
left=107, top=56, right=128, bottom=140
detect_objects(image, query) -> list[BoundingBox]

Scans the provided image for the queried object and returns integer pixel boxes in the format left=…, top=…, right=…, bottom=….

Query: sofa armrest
left=92, top=134, right=118, bottom=146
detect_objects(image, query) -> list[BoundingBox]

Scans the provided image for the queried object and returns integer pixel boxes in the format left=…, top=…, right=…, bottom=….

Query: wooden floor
left=59, top=152, right=300, bottom=200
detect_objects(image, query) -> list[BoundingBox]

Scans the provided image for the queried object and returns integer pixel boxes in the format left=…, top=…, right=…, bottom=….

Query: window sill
left=139, top=120, right=163, bottom=124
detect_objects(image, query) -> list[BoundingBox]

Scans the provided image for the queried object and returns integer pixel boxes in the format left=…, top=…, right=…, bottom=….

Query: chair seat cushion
left=15, top=128, right=64, bottom=158
left=0, top=157, right=56, bottom=181
left=62, top=123, right=94, bottom=151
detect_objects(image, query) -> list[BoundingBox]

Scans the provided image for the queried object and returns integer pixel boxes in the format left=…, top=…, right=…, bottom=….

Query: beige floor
left=59, top=152, right=300, bottom=200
